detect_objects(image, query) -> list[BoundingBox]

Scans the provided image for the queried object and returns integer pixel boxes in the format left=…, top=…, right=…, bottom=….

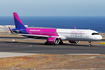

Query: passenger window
left=92, top=33, right=99, bottom=35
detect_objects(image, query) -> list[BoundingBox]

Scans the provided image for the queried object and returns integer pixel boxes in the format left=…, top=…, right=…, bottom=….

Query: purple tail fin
left=13, top=12, right=26, bottom=28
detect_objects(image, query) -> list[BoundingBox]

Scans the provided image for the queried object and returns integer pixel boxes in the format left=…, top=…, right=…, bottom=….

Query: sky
left=0, top=0, right=105, bottom=16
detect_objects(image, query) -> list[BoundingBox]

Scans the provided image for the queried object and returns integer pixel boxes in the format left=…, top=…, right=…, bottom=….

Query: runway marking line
left=101, top=42, right=105, bottom=44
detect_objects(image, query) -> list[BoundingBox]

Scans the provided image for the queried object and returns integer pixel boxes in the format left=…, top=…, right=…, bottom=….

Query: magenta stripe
left=13, top=12, right=24, bottom=25
left=26, top=28, right=59, bottom=36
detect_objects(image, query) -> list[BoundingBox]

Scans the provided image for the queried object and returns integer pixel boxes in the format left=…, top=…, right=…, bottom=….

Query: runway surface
left=0, top=41, right=105, bottom=54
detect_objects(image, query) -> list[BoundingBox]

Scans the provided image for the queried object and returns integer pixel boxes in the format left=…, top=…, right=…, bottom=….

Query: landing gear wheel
left=88, top=41, right=92, bottom=47
left=59, top=41, right=63, bottom=45
left=89, top=44, right=91, bottom=47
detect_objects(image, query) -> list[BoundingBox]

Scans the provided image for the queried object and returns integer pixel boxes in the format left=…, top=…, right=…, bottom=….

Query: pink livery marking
left=69, top=40, right=76, bottom=43
left=74, top=26, right=76, bottom=29
left=13, top=12, right=24, bottom=25
left=47, top=37, right=57, bottom=44
left=26, top=28, right=59, bottom=36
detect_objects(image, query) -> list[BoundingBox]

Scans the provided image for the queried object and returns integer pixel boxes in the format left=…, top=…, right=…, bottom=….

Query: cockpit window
left=92, top=33, right=99, bottom=35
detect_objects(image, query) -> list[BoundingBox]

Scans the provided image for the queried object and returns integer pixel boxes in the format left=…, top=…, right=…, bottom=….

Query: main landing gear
left=59, top=40, right=63, bottom=45
left=88, top=41, right=92, bottom=47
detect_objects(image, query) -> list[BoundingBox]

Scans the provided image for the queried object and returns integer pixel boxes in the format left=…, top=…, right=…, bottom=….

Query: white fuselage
left=57, top=29, right=102, bottom=41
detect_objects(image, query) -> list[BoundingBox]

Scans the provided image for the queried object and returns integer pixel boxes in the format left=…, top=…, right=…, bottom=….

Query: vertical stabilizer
left=13, top=12, right=26, bottom=28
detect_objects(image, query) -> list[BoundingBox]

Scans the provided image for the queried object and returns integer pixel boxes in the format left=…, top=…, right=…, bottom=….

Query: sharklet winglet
left=74, top=26, right=76, bottom=29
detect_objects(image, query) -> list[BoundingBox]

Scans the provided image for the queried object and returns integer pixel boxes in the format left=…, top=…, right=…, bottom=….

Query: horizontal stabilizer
left=8, top=27, right=13, bottom=34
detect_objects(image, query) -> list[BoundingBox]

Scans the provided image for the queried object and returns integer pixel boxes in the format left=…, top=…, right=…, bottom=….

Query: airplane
left=9, top=12, right=102, bottom=46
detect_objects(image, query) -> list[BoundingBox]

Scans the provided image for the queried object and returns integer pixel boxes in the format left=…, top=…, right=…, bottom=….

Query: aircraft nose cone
left=100, top=35, right=102, bottom=40
left=95, top=35, right=102, bottom=40
left=98, top=35, right=102, bottom=40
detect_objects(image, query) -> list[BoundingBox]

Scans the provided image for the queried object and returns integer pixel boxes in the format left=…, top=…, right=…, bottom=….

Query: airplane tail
left=13, top=12, right=26, bottom=29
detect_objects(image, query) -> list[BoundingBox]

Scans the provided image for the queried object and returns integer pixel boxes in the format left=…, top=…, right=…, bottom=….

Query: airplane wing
left=18, top=34, right=60, bottom=39
left=18, top=34, right=49, bottom=37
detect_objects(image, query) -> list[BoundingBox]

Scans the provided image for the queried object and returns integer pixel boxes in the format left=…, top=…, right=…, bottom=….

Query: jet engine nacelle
left=47, top=37, right=60, bottom=45
left=69, top=40, right=79, bottom=44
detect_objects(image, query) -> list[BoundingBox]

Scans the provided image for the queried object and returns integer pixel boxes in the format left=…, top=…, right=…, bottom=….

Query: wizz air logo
left=30, top=30, right=40, bottom=31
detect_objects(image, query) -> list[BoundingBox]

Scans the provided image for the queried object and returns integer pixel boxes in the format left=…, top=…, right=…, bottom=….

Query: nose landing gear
left=89, top=41, right=92, bottom=47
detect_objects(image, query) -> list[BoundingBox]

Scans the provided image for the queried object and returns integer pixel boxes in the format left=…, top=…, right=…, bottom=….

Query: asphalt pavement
left=0, top=41, right=105, bottom=54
